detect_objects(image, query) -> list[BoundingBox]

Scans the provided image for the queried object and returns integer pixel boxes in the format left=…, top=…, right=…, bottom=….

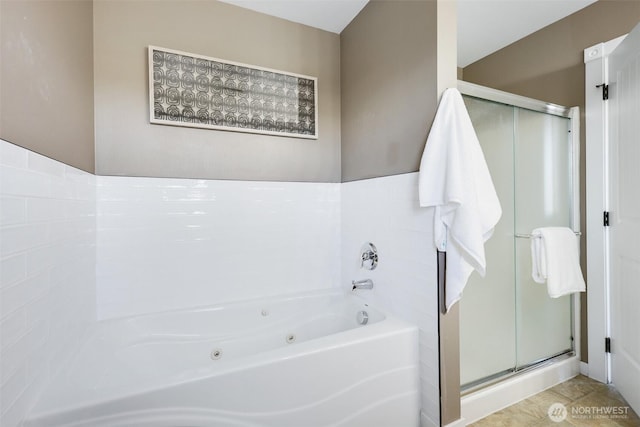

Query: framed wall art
left=148, top=46, right=318, bottom=139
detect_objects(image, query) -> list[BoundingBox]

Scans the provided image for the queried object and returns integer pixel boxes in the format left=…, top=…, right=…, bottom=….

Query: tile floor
left=469, top=375, right=640, bottom=426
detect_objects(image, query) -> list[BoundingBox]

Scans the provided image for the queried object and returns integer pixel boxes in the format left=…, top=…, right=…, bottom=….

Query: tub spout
left=352, top=279, right=374, bottom=291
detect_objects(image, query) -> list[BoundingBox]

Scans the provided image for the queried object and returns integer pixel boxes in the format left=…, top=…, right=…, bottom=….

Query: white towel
left=530, top=227, right=586, bottom=298
left=418, top=88, right=502, bottom=311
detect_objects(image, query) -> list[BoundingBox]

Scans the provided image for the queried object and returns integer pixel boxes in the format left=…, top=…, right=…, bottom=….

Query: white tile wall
left=341, top=173, right=440, bottom=427
left=0, top=140, right=96, bottom=427
left=0, top=140, right=441, bottom=426
left=96, top=176, right=341, bottom=319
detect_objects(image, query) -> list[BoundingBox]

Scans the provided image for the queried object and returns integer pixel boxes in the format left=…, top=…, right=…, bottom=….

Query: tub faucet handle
left=361, top=251, right=377, bottom=265
left=360, top=242, right=378, bottom=270
left=352, top=279, right=374, bottom=291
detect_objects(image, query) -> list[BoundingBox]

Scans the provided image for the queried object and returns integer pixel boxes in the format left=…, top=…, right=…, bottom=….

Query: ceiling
left=219, top=0, right=369, bottom=34
left=457, top=0, right=597, bottom=67
left=220, top=0, right=598, bottom=67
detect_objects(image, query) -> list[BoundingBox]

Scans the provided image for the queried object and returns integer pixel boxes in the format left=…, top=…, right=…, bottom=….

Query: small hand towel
left=418, top=88, right=502, bottom=311
left=530, top=227, right=586, bottom=298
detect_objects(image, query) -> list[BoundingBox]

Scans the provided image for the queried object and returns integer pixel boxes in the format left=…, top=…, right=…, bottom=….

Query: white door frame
left=584, top=34, right=626, bottom=384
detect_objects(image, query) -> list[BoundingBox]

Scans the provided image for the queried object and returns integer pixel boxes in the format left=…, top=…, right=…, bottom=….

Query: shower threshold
left=461, top=349, right=575, bottom=396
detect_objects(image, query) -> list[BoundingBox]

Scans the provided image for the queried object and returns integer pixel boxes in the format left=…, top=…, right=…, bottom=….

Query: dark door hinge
left=596, top=83, right=609, bottom=100
left=605, top=337, right=611, bottom=353
left=604, top=211, right=610, bottom=227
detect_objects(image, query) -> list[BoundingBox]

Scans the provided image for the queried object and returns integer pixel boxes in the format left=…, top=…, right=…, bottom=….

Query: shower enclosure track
left=461, top=349, right=575, bottom=395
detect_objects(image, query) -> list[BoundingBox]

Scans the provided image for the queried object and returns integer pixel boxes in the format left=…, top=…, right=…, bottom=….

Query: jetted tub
left=25, top=289, right=420, bottom=427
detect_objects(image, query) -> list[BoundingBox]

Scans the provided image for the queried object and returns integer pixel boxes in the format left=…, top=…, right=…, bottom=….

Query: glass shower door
left=460, top=94, right=575, bottom=390
left=514, top=109, right=573, bottom=367
left=459, top=96, right=516, bottom=387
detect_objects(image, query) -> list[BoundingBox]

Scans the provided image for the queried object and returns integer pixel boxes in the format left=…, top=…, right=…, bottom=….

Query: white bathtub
left=25, top=289, right=420, bottom=427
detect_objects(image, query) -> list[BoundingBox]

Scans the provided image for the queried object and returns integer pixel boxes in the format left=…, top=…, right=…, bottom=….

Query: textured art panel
left=148, top=46, right=317, bottom=139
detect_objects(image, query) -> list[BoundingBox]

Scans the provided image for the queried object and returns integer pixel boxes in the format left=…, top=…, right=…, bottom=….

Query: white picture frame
left=149, top=46, right=318, bottom=139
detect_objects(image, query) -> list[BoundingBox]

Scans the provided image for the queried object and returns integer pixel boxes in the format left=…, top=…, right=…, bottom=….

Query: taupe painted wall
left=94, top=0, right=341, bottom=182
left=340, top=0, right=438, bottom=182
left=463, top=0, right=640, bottom=364
left=0, top=0, right=95, bottom=173
left=436, top=1, right=462, bottom=424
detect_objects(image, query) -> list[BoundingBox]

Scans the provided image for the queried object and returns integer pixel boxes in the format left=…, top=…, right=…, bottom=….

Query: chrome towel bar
left=515, top=231, right=582, bottom=239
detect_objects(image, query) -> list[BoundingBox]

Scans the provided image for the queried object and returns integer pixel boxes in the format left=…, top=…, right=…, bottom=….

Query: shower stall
left=457, top=81, right=581, bottom=420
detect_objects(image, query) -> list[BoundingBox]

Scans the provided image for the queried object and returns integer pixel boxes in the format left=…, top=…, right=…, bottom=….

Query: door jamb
left=584, top=34, right=626, bottom=384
